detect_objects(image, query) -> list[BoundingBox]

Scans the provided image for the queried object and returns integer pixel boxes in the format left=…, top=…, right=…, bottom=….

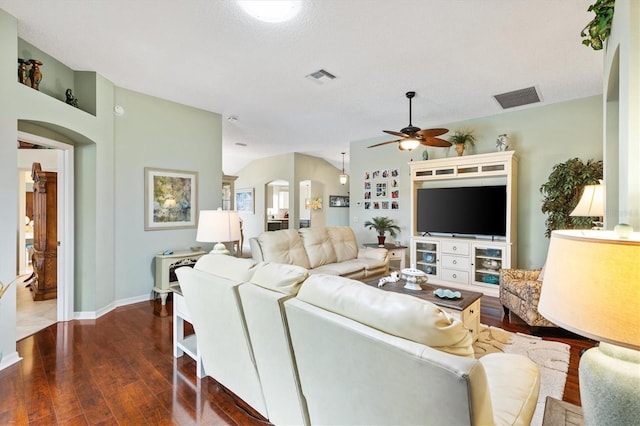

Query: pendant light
left=339, top=152, right=348, bottom=185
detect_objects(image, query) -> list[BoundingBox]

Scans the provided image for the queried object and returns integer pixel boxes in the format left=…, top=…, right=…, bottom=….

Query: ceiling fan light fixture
left=399, top=138, right=420, bottom=151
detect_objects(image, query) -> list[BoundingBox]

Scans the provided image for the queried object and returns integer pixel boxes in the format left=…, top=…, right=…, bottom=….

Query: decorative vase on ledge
left=455, top=144, right=465, bottom=156
left=377, top=235, right=386, bottom=247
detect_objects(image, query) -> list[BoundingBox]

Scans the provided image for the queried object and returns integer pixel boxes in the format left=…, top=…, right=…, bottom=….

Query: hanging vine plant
left=581, top=0, right=615, bottom=50
left=540, top=158, right=603, bottom=238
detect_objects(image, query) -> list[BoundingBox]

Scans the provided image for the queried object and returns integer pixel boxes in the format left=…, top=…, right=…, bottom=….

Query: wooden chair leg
left=502, top=305, right=510, bottom=320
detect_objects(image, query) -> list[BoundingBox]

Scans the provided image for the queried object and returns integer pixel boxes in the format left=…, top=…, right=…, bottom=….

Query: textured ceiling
left=1, top=0, right=603, bottom=174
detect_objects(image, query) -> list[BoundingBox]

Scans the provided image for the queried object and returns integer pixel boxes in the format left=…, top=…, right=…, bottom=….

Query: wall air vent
left=305, top=69, right=337, bottom=85
left=493, top=86, right=541, bottom=109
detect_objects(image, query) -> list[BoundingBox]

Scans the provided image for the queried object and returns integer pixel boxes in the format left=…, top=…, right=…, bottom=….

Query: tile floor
left=16, top=273, right=56, bottom=341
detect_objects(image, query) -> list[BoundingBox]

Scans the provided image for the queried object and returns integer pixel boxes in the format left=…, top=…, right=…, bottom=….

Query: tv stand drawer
left=441, top=268, right=469, bottom=284
left=441, top=241, right=469, bottom=255
left=441, top=255, right=470, bottom=270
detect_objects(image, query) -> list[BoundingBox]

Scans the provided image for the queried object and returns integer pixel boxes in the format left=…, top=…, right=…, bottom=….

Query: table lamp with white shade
left=570, top=182, right=604, bottom=229
left=196, top=209, right=241, bottom=255
left=538, top=229, right=640, bottom=425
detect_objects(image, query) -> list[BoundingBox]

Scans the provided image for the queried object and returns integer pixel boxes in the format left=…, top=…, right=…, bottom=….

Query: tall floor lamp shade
left=538, top=230, right=640, bottom=425
left=196, top=209, right=241, bottom=255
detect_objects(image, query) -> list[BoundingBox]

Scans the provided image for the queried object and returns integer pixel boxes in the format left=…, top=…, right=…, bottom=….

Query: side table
left=363, top=243, right=407, bottom=270
left=542, top=396, right=583, bottom=426
left=171, top=284, right=205, bottom=378
left=154, top=250, right=205, bottom=316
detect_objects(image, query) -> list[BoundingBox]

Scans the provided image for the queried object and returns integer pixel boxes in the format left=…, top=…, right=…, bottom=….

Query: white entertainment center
left=410, top=151, right=518, bottom=297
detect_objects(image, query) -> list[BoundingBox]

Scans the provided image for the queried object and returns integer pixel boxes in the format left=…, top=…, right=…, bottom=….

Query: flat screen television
left=416, top=185, right=507, bottom=237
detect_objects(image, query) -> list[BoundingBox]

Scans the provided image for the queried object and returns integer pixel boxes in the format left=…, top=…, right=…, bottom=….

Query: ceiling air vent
left=493, top=86, right=541, bottom=109
left=306, top=69, right=337, bottom=85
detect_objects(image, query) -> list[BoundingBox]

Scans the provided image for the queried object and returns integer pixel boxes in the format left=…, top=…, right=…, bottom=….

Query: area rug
left=473, top=325, right=570, bottom=426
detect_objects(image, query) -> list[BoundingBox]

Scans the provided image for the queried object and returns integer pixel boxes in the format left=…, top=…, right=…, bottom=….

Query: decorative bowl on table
left=400, top=268, right=428, bottom=290
left=433, top=288, right=462, bottom=300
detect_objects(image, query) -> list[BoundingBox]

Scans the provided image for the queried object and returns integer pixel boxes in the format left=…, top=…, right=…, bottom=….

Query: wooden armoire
left=31, top=162, right=57, bottom=301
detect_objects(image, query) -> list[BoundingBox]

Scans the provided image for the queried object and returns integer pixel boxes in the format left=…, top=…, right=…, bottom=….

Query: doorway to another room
left=16, top=132, right=74, bottom=341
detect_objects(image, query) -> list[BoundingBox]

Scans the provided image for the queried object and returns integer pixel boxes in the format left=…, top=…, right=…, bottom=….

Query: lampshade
left=570, top=184, right=604, bottom=217
left=399, top=138, right=420, bottom=151
left=196, top=209, right=242, bottom=254
left=538, top=230, right=640, bottom=350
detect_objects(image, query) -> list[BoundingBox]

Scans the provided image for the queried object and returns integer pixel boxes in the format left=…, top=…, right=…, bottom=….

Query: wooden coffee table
left=362, top=278, right=482, bottom=342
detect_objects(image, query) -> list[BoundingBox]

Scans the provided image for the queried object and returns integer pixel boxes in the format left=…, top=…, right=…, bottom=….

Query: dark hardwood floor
left=1, top=295, right=595, bottom=425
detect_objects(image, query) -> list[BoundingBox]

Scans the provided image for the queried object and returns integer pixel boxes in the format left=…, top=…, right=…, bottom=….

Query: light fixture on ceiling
left=398, top=137, right=421, bottom=151
left=339, top=152, right=348, bottom=185
left=238, top=1, right=302, bottom=23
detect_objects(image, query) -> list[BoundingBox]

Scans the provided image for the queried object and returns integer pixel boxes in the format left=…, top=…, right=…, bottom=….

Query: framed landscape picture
left=145, top=167, right=198, bottom=231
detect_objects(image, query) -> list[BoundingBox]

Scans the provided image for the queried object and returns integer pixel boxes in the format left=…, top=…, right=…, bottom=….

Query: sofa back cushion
left=257, top=229, right=311, bottom=269
left=250, top=262, right=309, bottom=296
left=327, top=226, right=359, bottom=262
left=299, top=228, right=338, bottom=269
left=296, top=274, right=474, bottom=357
left=195, top=254, right=258, bottom=281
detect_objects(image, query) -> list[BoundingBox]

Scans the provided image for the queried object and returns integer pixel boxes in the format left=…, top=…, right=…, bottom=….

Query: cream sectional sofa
left=249, top=226, right=389, bottom=279
left=176, top=253, right=540, bottom=426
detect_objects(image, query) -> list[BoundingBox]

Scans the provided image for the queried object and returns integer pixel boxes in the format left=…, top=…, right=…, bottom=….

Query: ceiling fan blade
left=420, top=137, right=452, bottom=148
left=416, top=128, right=449, bottom=138
left=383, top=130, right=411, bottom=138
left=368, top=139, right=400, bottom=148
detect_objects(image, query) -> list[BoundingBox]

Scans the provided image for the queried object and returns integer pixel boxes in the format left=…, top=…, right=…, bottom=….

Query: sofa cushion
left=257, top=229, right=311, bottom=269
left=195, top=254, right=258, bottom=281
left=480, top=353, right=540, bottom=425
left=297, top=274, right=474, bottom=357
left=299, top=228, right=338, bottom=269
left=249, top=262, right=309, bottom=296
left=327, top=226, right=359, bottom=262
left=309, top=260, right=364, bottom=277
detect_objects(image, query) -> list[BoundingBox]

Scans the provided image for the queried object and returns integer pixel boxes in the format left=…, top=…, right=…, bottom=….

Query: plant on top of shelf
left=449, top=130, right=477, bottom=156
left=539, top=158, right=603, bottom=238
left=364, top=216, right=401, bottom=247
left=581, top=0, right=615, bottom=51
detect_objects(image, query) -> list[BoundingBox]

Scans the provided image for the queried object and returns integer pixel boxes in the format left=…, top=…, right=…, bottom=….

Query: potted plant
left=540, top=158, right=603, bottom=237
left=449, top=130, right=476, bottom=156
left=364, top=216, right=401, bottom=247
left=581, top=0, right=615, bottom=51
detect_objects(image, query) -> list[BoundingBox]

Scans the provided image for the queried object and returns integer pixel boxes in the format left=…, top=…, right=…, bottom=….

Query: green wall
left=0, top=8, right=222, bottom=365
left=113, top=88, right=221, bottom=301
left=350, top=95, right=603, bottom=269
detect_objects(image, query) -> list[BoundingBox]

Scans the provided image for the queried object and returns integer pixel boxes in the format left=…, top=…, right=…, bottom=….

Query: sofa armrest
left=500, top=268, right=541, bottom=282
left=357, top=247, right=389, bottom=261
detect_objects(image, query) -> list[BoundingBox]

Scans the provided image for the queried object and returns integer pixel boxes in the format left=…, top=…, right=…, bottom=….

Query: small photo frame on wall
left=329, top=195, right=350, bottom=207
left=235, top=188, right=255, bottom=213
left=391, top=168, right=399, bottom=177
left=144, top=167, right=198, bottom=231
left=374, top=181, right=388, bottom=198
left=392, top=201, right=399, bottom=209
left=364, top=202, right=371, bottom=210
left=381, top=201, right=389, bottom=209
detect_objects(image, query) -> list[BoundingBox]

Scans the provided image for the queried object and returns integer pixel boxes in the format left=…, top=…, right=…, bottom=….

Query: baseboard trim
left=74, top=293, right=154, bottom=320
left=0, top=351, right=22, bottom=372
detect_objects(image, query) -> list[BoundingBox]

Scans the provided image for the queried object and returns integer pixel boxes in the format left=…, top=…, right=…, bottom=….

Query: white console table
left=171, top=284, right=204, bottom=378
left=154, top=250, right=205, bottom=315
